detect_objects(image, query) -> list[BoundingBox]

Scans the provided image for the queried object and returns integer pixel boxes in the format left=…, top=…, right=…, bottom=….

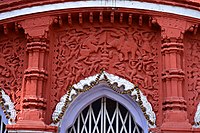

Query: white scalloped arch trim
left=52, top=71, right=156, bottom=128
left=1, top=89, right=16, bottom=124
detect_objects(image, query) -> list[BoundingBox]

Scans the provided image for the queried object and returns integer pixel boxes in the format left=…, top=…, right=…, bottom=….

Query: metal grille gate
left=67, top=97, right=143, bottom=133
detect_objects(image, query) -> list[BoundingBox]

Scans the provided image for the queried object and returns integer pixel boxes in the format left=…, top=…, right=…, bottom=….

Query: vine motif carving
left=0, top=34, right=26, bottom=111
left=185, top=38, right=200, bottom=122
left=52, top=27, right=160, bottom=116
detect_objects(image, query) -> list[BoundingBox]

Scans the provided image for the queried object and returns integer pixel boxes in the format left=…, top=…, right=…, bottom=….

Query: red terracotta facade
left=0, top=0, right=200, bottom=132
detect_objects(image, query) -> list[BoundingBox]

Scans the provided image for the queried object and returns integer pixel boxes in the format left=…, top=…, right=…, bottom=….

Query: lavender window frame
left=59, top=84, right=148, bottom=133
left=0, top=107, right=8, bottom=124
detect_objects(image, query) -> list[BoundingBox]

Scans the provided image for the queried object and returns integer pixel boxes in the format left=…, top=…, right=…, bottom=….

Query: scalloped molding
left=52, top=71, right=156, bottom=128
left=1, top=89, right=16, bottom=124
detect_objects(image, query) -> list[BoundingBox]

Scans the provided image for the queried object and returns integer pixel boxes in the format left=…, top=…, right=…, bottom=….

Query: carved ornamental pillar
left=22, top=35, right=48, bottom=122
left=7, top=17, right=56, bottom=132
left=155, top=17, right=193, bottom=131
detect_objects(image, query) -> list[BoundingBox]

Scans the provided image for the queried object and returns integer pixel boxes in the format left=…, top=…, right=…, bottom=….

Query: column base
left=7, top=120, right=57, bottom=133
left=161, top=121, right=192, bottom=130
left=161, top=127, right=200, bottom=133
left=161, top=110, right=192, bottom=132
left=161, top=128, right=195, bottom=133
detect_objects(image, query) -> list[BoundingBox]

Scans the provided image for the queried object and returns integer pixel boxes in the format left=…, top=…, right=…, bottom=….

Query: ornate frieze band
left=52, top=70, right=156, bottom=128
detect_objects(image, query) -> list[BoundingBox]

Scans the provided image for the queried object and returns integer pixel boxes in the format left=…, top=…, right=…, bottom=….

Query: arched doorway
left=59, top=84, right=148, bottom=133
left=67, top=97, right=143, bottom=133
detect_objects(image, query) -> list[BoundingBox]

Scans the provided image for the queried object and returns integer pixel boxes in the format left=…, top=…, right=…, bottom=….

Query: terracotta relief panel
left=50, top=25, right=161, bottom=122
left=0, top=33, right=26, bottom=111
left=185, top=34, right=200, bottom=123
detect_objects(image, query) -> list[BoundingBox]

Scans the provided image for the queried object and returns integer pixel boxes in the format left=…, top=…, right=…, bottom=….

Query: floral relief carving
left=0, top=34, right=26, bottom=111
left=185, top=37, right=200, bottom=122
left=51, top=26, right=160, bottom=117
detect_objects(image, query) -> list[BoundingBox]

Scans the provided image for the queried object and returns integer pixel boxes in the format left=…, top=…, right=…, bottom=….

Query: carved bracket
left=153, top=16, right=195, bottom=41
left=18, top=16, right=54, bottom=39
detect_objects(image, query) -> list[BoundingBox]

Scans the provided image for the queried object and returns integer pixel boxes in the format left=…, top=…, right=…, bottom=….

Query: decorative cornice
left=1, top=0, right=200, bottom=22
left=50, top=11, right=154, bottom=28
left=52, top=70, right=156, bottom=128
left=1, top=0, right=200, bottom=14
left=0, top=88, right=16, bottom=124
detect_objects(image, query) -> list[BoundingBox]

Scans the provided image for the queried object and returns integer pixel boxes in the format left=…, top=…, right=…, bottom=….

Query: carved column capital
left=18, top=16, right=54, bottom=40
left=153, top=17, right=194, bottom=42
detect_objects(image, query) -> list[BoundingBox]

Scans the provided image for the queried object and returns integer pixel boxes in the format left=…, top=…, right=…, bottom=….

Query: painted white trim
left=52, top=71, right=156, bottom=128
left=1, top=90, right=16, bottom=124
left=0, top=0, right=200, bottom=21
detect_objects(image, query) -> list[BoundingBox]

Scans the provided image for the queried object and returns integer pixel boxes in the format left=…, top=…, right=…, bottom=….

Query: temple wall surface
left=0, top=0, right=200, bottom=133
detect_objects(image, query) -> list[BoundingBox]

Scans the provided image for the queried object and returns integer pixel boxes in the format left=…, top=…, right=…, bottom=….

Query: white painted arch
left=0, top=0, right=200, bottom=21
left=60, top=84, right=148, bottom=133
left=52, top=71, right=156, bottom=130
